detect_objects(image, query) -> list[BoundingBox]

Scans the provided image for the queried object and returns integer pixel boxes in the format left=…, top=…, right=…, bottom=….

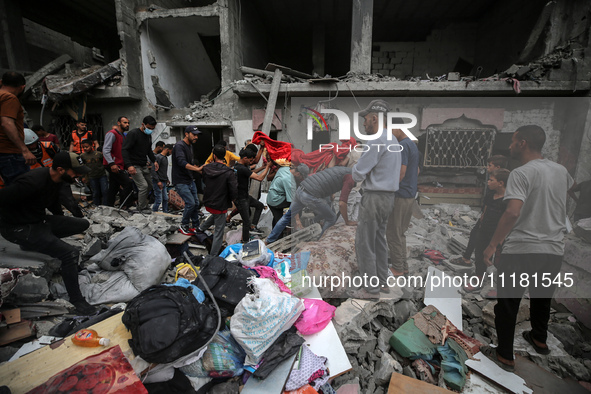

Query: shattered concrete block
left=88, top=223, right=113, bottom=238
left=474, top=333, right=490, bottom=345
left=483, top=300, right=530, bottom=327
left=374, top=353, right=402, bottom=386
left=462, top=299, right=483, bottom=319
left=357, top=334, right=377, bottom=361
left=377, top=328, right=393, bottom=352
left=393, top=299, right=418, bottom=328
left=81, top=237, right=102, bottom=258
left=547, top=323, right=583, bottom=355
left=9, top=273, right=50, bottom=303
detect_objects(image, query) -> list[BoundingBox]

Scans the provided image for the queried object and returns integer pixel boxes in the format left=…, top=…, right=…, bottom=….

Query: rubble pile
left=171, top=97, right=232, bottom=123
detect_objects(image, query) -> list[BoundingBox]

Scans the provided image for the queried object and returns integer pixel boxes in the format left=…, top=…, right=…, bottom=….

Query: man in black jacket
left=122, top=115, right=159, bottom=212
left=198, top=145, right=238, bottom=255
left=0, top=152, right=96, bottom=315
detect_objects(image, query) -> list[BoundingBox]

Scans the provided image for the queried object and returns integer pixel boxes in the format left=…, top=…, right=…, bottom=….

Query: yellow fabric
left=205, top=150, right=240, bottom=167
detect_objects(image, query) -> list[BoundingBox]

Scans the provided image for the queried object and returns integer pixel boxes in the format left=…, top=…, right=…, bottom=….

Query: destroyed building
left=2, top=0, right=591, bottom=392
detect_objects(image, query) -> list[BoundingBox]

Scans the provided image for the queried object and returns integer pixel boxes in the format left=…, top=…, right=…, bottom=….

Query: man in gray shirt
left=482, top=125, right=573, bottom=372
left=352, top=100, right=401, bottom=297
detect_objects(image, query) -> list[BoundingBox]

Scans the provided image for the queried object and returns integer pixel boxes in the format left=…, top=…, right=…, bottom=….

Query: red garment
left=291, top=138, right=356, bottom=174
left=206, top=207, right=227, bottom=215
left=39, top=134, right=59, bottom=145
left=102, top=129, right=125, bottom=168
left=252, top=131, right=292, bottom=162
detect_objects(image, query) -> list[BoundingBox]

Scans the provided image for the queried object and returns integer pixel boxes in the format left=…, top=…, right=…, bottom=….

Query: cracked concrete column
left=350, top=0, right=373, bottom=74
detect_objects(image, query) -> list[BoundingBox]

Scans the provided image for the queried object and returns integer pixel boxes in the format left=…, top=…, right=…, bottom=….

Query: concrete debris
left=374, top=353, right=402, bottom=386
left=8, top=274, right=50, bottom=304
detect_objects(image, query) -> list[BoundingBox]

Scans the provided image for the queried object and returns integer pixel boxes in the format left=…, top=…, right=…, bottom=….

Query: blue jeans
left=152, top=180, right=169, bottom=213
left=267, top=188, right=337, bottom=243
left=0, top=153, right=29, bottom=186
left=176, top=182, right=200, bottom=227
left=89, top=176, right=109, bottom=206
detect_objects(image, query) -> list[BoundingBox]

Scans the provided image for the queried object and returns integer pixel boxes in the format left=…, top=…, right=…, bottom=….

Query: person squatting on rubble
left=103, top=116, right=133, bottom=208
left=267, top=163, right=309, bottom=228
left=452, top=155, right=509, bottom=267
left=234, top=146, right=271, bottom=242
left=0, top=151, right=97, bottom=315
left=568, top=178, right=591, bottom=222
left=482, top=125, right=573, bottom=372
left=352, top=99, right=401, bottom=297
left=0, top=71, right=36, bottom=186
left=266, top=165, right=354, bottom=244
left=122, top=115, right=159, bottom=212
left=80, top=138, right=109, bottom=206
left=386, top=124, right=420, bottom=277
left=24, top=128, right=84, bottom=218
left=173, top=125, right=202, bottom=235
left=198, top=145, right=238, bottom=256
left=70, top=118, right=98, bottom=153
left=151, top=143, right=173, bottom=213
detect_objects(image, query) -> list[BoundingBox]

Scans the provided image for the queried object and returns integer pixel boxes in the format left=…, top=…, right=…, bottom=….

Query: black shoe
left=72, top=299, right=98, bottom=315
left=250, top=226, right=264, bottom=235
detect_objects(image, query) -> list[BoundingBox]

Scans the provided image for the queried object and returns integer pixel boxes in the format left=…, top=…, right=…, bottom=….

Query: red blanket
left=252, top=131, right=292, bottom=162
left=291, top=138, right=356, bottom=173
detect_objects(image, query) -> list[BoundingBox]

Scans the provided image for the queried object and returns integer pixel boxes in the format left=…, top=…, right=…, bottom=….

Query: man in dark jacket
left=151, top=144, right=172, bottom=213
left=198, top=145, right=238, bottom=255
left=122, top=115, right=159, bottom=212
left=172, top=126, right=202, bottom=235
left=0, top=152, right=96, bottom=315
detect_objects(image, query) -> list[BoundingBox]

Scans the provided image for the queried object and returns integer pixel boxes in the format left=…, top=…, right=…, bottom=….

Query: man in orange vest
left=70, top=119, right=98, bottom=154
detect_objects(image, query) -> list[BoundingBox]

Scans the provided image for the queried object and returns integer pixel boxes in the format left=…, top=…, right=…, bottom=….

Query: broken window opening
left=140, top=16, right=221, bottom=109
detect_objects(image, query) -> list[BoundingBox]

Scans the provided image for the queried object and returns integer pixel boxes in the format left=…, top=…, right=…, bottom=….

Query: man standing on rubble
left=103, top=116, right=133, bottom=208
left=387, top=125, right=419, bottom=276
left=122, top=115, right=159, bottom=212
left=0, top=152, right=96, bottom=315
left=352, top=99, right=401, bottom=297
left=0, top=71, right=35, bottom=186
left=172, top=126, right=202, bottom=235
left=482, top=125, right=572, bottom=372
left=70, top=119, right=98, bottom=154
left=198, top=145, right=238, bottom=255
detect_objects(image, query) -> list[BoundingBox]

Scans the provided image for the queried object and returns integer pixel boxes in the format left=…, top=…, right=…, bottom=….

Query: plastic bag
left=230, top=277, right=304, bottom=365
left=238, top=240, right=274, bottom=267
left=180, top=328, right=246, bottom=378
left=294, top=298, right=336, bottom=336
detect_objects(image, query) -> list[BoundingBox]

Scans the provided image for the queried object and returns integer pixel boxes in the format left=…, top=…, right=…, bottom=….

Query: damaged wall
left=140, top=15, right=221, bottom=108
left=373, top=22, right=478, bottom=78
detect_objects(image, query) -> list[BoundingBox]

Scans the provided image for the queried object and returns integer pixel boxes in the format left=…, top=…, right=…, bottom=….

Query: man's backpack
left=122, top=285, right=218, bottom=364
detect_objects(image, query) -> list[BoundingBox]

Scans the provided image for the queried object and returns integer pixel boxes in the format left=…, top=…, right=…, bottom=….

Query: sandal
left=480, top=346, right=515, bottom=372
left=450, top=257, right=472, bottom=266
left=522, top=331, right=550, bottom=355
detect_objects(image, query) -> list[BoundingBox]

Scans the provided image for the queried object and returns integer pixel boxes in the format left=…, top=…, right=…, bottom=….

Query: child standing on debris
left=452, top=155, right=508, bottom=266
left=464, top=168, right=510, bottom=291
left=80, top=139, right=108, bottom=206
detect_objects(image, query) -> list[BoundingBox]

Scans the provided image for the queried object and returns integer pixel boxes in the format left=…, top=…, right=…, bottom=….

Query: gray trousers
left=386, top=196, right=415, bottom=272
left=200, top=212, right=226, bottom=256
left=355, top=191, right=395, bottom=293
left=130, top=165, right=153, bottom=210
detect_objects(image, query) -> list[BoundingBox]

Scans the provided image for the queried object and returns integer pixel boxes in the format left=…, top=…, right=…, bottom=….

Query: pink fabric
left=249, top=266, right=292, bottom=294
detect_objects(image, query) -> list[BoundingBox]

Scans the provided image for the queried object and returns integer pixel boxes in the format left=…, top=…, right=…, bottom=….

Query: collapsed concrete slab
left=0, top=236, right=61, bottom=280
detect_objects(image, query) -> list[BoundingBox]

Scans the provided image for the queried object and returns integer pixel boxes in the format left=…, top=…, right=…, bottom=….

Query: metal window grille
left=49, top=114, right=105, bottom=148
left=424, top=127, right=496, bottom=168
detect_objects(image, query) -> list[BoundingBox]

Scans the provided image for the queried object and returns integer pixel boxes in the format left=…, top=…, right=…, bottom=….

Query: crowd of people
left=1, top=70, right=591, bottom=371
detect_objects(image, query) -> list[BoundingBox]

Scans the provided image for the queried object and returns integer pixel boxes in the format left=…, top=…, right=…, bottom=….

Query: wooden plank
left=0, top=312, right=133, bottom=394
left=23, top=54, right=72, bottom=98
left=242, top=353, right=297, bottom=394
left=3, top=308, right=21, bottom=324
left=0, top=320, right=34, bottom=345
left=388, top=371, right=454, bottom=393
left=240, top=66, right=290, bottom=81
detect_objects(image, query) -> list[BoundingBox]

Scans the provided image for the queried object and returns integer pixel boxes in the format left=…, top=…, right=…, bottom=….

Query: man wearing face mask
left=122, top=115, right=159, bottom=212
left=0, top=151, right=97, bottom=315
